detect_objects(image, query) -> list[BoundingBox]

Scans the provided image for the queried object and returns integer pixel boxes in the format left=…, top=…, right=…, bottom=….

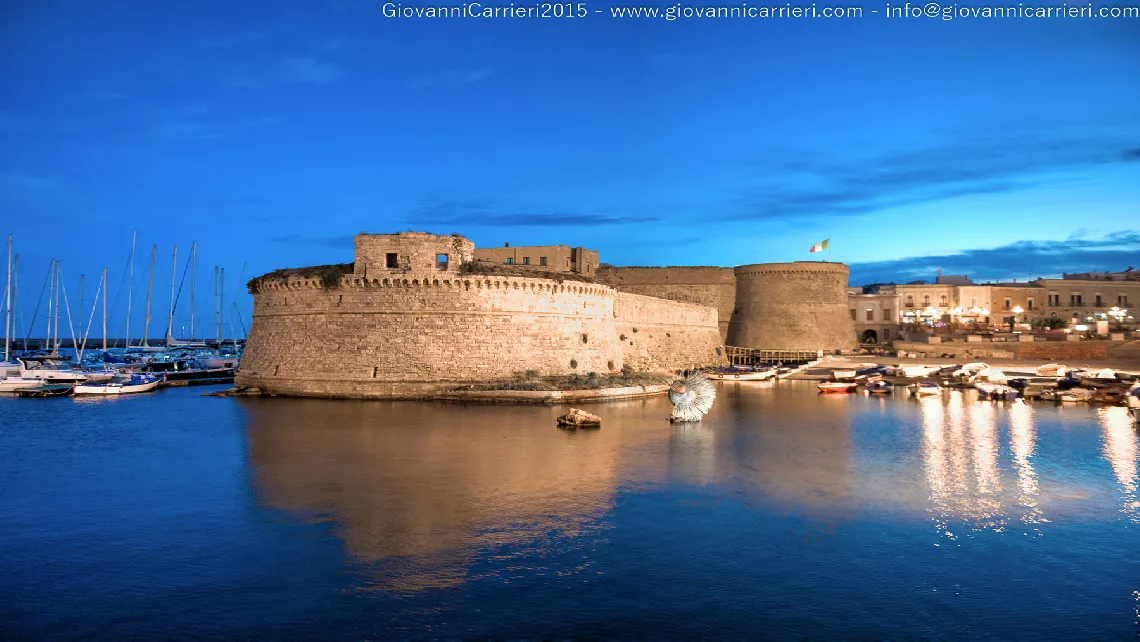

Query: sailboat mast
left=219, top=267, right=225, bottom=346
left=143, top=244, right=155, bottom=347
left=213, top=266, right=220, bottom=345
left=126, top=231, right=136, bottom=349
left=13, top=254, right=21, bottom=352
left=4, top=234, right=11, bottom=361
left=78, top=274, right=85, bottom=340
left=102, top=267, right=107, bottom=352
left=53, top=261, right=61, bottom=353
left=189, top=241, right=196, bottom=340
left=166, top=245, right=178, bottom=342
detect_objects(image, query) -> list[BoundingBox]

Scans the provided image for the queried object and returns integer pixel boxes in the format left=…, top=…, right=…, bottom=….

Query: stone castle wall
left=728, top=262, right=855, bottom=351
left=614, top=291, right=725, bottom=372
left=237, top=270, right=726, bottom=399
left=596, top=266, right=736, bottom=340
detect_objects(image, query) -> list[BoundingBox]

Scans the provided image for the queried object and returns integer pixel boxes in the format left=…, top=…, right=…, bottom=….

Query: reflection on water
left=922, top=392, right=1007, bottom=537
left=1098, top=406, right=1140, bottom=523
left=242, top=399, right=667, bottom=591
left=1009, top=400, right=1044, bottom=528
left=4, top=382, right=1140, bottom=637
left=242, top=386, right=1140, bottom=590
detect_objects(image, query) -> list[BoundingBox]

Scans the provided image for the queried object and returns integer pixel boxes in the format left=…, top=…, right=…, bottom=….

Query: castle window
left=436, top=254, right=449, bottom=270
left=506, top=257, right=514, bottom=265
left=1095, top=294, right=1102, bottom=307
left=386, top=253, right=398, bottom=268
left=850, top=309, right=856, bottom=320
left=1004, top=298, right=1011, bottom=310
left=923, top=295, right=930, bottom=306
left=540, top=256, right=547, bottom=266
left=1027, top=298, right=1034, bottom=309
left=905, top=296, right=913, bottom=307
left=865, top=309, right=873, bottom=321
left=940, top=295, right=947, bottom=306
left=883, top=308, right=891, bottom=321
left=522, top=256, right=530, bottom=265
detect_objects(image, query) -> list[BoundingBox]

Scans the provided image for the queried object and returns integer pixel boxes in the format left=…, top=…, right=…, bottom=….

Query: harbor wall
left=614, top=291, right=726, bottom=372
left=727, top=262, right=855, bottom=352
left=596, top=266, right=736, bottom=341
left=237, top=274, right=726, bottom=399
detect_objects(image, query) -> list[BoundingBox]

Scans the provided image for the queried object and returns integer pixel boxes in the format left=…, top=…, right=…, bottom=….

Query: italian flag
left=809, top=238, right=829, bottom=253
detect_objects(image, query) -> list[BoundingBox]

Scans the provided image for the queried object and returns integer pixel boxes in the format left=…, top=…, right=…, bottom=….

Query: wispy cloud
left=409, top=68, right=493, bottom=90
left=228, top=57, right=343, bottom=88
left=731, top=131, right=1140, bottom=221
left=411, top=198, right=656, bottom=227
left=849, top=229, right=1140, bottom=285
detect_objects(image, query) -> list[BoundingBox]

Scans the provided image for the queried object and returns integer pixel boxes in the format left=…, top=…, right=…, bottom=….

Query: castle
left=236, top=232, right=854, bottom=399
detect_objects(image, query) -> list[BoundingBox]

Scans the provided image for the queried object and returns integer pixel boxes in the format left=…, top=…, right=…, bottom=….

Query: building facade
left=472, top=244, right=600, bottom=276
left=847, top=288, right=901, bottom=345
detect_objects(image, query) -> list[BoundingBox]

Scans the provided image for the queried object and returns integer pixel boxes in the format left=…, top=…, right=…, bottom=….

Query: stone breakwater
left=236, top=254, right=726, bottom=399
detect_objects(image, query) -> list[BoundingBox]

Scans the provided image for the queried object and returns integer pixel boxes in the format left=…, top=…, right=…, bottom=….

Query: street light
left=1010, top=305, right=1023, bottom=332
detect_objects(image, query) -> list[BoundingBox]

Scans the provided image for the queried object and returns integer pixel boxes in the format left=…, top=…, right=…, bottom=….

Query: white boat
left=74, top=373, right=160, bottom=395
left=0, top=377, right=44, bottom=393
left=818, top=381, right=857, bottom=393
left=975, top=381, right=1017, bottom=399
left=898, top=365, right=941, bottom=378
left=909, top=382, right=943, bottom=396
left=16, top=356, right=88, bottom=383
left=1035, top=363, right=1067, bottom=378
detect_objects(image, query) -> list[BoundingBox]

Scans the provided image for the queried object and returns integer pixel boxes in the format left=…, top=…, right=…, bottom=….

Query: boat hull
left=74, top=380, right=161, bottom=395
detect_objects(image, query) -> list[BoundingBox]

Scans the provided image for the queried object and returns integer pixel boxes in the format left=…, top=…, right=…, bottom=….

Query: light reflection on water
left=2, top=381, right=1140, bottom=637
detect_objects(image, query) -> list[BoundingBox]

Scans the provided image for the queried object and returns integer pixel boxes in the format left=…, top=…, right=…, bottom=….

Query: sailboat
left=165, top=241, right=208, bottom=349
left=0, top=236, right=42, bottom=392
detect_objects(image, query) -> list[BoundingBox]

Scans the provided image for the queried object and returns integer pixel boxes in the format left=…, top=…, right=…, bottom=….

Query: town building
left=847, top=286, right=900, bottom=345
left=472, top=244, right=599, bottom=276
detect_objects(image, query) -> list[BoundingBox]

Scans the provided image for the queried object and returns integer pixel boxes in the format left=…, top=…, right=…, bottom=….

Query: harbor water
left=1, top=382, right=1138, bottom=638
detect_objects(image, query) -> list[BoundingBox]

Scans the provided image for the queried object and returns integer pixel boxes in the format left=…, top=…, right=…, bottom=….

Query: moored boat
left=909, top=382, right=943, bottom=397
left=16, top=383, right=75, bottom=397
left=818, top=381, right=857, bottom=393
left=74, top=373, right=161, bottom=396
left=975, top=381, right=1018, bottom=400
left=16, top=356, right=88, bottom=383
left=0, top=377, right=44, bottom=393
left=865, top=379, right=894, bottom=394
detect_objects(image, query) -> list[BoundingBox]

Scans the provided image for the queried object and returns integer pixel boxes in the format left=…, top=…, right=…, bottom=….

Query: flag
left=809, top=239, right=829, bottom=253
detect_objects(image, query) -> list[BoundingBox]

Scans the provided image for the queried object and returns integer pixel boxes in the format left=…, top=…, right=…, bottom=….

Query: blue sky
left=1, top=0, right=1138, bottom=339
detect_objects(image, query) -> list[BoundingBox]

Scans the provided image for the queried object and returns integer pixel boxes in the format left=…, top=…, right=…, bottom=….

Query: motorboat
left=897, top=365, right=942, bottom=378
left=0, top=377, right=44, bottom=393
left=74, top=373, right=161, bottom=396
left=909, top=382, right=943, bottom=397
left=142, top=359, right=235, bottom=385
left=975, top=381, right=1018, bottom=400
left=818, top=381, right=857, bottom=393
left=16, top=383, right=75, bottom=397
left=16, top=356, right=89, bottom=383
left=865, top=379, right=894, bottom=394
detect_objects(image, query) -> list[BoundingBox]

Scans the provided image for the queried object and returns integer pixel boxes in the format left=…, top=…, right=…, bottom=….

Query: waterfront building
left=847, top=286, right=900, bottom=345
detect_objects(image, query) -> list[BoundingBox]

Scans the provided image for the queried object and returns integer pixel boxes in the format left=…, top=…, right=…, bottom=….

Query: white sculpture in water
left=667, top=370, right=716, bottom=422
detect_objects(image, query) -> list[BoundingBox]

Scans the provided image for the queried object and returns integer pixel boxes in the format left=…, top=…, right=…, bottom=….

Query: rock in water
left=557, top=408, right=602, bottom=428
left=668, top=370, right=716, bottom=422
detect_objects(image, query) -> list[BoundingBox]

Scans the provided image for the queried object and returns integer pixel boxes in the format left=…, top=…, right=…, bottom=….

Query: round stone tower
left=727, top=261, right=855, bottom=352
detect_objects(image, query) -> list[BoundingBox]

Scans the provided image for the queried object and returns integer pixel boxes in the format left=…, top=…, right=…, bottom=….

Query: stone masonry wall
left=596, top=266, right=736, bottom=341
left=728, top=262, right=855, bottom=352
left=354, top=232, right=475, bottom=279
left=237, top=274, right=623, bottom=398
left=614, top=291, right=727, bottom=373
